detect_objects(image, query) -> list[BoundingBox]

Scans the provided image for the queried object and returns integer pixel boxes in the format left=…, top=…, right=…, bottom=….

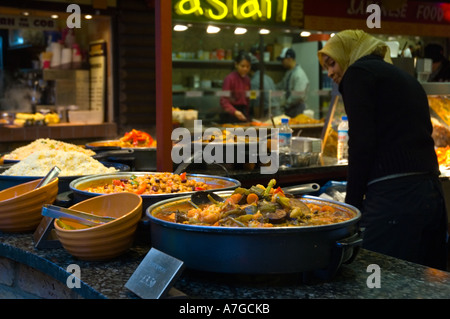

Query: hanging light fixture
left=300, top=31, right=311, bottom=37
left=206, top=25, right=221, bottom=34
left=173, top=24, right=188, bottom=31
left=234, top=27, right=247, bottom=35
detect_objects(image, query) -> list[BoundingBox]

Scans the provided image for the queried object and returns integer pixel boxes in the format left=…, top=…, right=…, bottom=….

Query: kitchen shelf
left=0, top=123, right=117, bottom=143
left=172, top=59, right=282, bottom=69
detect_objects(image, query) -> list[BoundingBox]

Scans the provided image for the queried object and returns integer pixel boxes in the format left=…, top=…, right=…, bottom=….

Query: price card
left=33, top=216, right=62, bottom=249
left=125, top=248, right=185, bottom=299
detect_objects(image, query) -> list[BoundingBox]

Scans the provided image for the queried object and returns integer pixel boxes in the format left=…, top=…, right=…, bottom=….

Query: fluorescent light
left=300, top=31, right=311, bottom=37
left=259, top=28, right=270, bottom=35
left=206, top=25, right=221, bottom=34
left=173, top=24, right=188, bottom=31
left=234, top=27, right=247, bottom=35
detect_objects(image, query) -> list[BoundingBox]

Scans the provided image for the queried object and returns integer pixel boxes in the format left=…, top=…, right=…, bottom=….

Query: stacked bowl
left=53, top=192, right=142, bottom=261
left=0, top=178, right=58, bottom=232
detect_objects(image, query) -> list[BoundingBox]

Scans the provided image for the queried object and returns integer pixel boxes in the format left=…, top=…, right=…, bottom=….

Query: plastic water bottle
left=279, top=118, right=293, bottom=168
left=337, top=116, right=349, bottom=164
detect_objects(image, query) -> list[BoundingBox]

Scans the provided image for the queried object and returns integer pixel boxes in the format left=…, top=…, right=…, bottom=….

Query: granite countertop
left=1, top=232, right=449, bottom=299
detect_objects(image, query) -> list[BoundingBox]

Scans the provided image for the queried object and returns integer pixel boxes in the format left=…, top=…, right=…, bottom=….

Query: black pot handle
left=311, top=229, right=363, bottom=281
left=336, top=230, right=364, bottom=265
left=282, top=183, right=320, bottom=196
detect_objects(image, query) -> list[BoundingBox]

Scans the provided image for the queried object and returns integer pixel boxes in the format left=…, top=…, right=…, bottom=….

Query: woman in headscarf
left=318, top=30, right=447, bottom=270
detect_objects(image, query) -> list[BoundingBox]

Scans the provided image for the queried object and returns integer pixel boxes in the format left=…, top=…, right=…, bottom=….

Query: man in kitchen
left=276, top=48, right=310, bottom=118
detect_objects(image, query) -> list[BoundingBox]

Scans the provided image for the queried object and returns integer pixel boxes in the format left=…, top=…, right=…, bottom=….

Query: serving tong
left=42, top=204, right=116, bottom=227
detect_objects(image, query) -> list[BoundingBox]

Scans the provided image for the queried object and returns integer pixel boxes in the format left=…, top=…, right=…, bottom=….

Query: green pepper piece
left=233, top=187, right=250, bottom=196
left=207, top=194, right=222, bottom=205
left=275, top=194, right=291, bottom=209
left=264, top=179, right=276, bottom=197
left=257, top=200, right=277, bottom=213
left=249, top=186, right=265, bottom=197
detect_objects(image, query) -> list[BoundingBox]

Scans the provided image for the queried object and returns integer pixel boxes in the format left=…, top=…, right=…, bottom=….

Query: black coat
left=338, top=55, right=439, bottom=210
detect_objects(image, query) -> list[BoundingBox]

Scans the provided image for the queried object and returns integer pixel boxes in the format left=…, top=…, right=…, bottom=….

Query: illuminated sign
left=173, top=0, right=289, bottom=23
left=0, top=14, right=58, bottom=30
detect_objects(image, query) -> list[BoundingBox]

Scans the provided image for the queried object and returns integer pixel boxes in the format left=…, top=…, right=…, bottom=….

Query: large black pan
left=85, top=140, right=156, bottom=171
left=0, top=162, right=130, bottom=193
left=146, top=192, right=362, bottom=277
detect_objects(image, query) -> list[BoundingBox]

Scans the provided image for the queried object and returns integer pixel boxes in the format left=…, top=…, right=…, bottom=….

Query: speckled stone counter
left=1, top=232, right=449, bottom=299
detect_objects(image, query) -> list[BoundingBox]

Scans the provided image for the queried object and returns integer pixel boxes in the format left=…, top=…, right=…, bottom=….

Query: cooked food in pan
left=83, top=172, right=212, bottom=195
left=92, top=129, right=156, bottom=148
left=153, top=179, right=354, bottom=228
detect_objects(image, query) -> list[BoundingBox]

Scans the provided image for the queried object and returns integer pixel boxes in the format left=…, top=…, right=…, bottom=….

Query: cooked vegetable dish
left=91, top=129, right=156, bottom=148
left=154, top=179, right=354, bottom=227
left=83, top=172, right=212, bottom=195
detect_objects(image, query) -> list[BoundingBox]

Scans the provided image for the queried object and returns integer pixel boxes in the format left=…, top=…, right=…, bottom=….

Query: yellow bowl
left=53, top=192, right=142, bottom=261
left=0, top=178, right=58, bottom=232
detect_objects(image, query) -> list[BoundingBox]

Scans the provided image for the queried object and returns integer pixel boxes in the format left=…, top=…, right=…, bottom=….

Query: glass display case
left=320, top=82, right=450, bottom=165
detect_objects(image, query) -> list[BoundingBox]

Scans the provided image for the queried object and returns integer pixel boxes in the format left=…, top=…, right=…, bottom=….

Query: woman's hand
left=234, top=110, right=247, bottom=121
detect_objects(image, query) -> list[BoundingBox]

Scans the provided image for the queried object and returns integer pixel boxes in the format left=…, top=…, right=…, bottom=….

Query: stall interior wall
left=116, top=0, right=156, bottom=135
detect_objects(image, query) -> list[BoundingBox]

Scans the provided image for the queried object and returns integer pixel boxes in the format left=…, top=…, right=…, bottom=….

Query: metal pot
left=0, top=162, right=130, bottom=193
left=173, top=139, right=264, bottom=174
left=146, top=192, right=362, bottom=277
left=69, top=172, right=241, bottom=212
left=290, top=137, right=322, bottom=167
left=86, top=140, right=156, bottom=171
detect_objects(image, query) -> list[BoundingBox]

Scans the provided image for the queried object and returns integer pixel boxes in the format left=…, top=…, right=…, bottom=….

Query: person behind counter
left=424, top=43, right=450, bottom=82
left=276, top=48, right=309, bottom=118
left=318, top=29, right=448, bottom=271
left=220, top=51, right=251, bottom=123
left=249, top=54, right=282, bottom=118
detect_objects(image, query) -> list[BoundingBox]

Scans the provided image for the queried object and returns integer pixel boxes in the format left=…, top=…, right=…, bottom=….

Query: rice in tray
left=3, top=138, right=95, bottom=160
left=1, top=150, right=117, bottom=176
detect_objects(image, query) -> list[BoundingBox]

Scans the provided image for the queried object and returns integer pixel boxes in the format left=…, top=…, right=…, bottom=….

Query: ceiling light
left=300, top=31, right=311, bottom=37
left=259, top=28, right=270, bottom=35
left=22, top=12, right=30, bottom=16
left=173, top=24, right=188, bottom=31
left=84, top=14, right=93, bottom=20
left=50, top=14, right=59, bottom=19
left=234, top=27, right=247, bottom=35
left=206, top=25, right=221, bottom=34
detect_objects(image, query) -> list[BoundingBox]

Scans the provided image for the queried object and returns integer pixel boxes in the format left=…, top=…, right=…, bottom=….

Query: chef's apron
left=361, top=172, right=448, bottom=271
